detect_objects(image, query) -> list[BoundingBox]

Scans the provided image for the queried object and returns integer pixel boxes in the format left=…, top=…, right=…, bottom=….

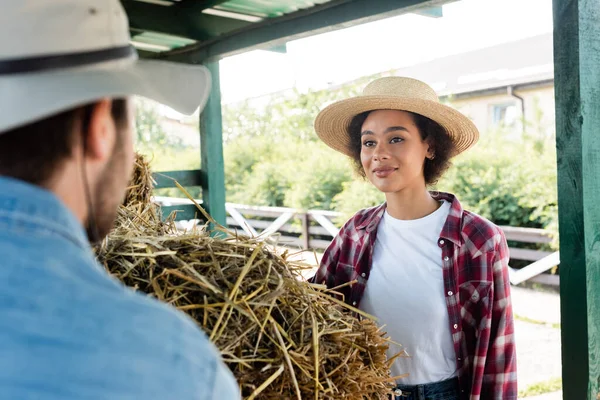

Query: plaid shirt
left=311, top=192, right=517, bottom=400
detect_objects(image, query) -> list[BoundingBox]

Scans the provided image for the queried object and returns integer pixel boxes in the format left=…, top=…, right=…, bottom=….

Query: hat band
left=0, top=45, right=136, bottom=76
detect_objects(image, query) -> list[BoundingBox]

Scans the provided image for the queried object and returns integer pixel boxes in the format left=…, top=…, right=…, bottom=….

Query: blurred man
left=0, top=1, right=239, bottom=399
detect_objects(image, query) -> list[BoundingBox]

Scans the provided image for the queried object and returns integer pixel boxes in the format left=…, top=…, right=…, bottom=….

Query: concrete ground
left=527, top=391, right=562, bottom=400
left=511, top=286, right=562, bottom=398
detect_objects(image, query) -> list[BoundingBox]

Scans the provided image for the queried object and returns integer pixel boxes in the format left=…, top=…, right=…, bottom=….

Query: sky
left=217, top=0, right=553, bottom=104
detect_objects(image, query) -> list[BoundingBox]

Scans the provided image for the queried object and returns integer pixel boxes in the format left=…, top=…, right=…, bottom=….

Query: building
left=159, top=33, right=556, bottom=143
left=388, top=33, right=555, bottom=137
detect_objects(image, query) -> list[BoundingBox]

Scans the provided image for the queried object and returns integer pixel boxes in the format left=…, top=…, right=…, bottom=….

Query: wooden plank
left=226, top=217, right=333, bottom=237
left=268, top=235, right=332, bottom=252
left=226, top=205, right=293, bottom=218
left=528, top=273, right=560, bottom=288
left=500, top=225, right=553, bottom=244
left=277, top=237, right=332, bottom=251
left=309, top=212, right=340, bottom=237
left=201, top=202, right=341, bottom=218
left=122, top=0, right=250, bottom=42
left=153, top=196, right=202, bottom=206
left=153, top=170, right=205, bottom=189
left=274, top=235, right=304, bottom=249
left=301, top=213, right=310, bottom=250
left=225, top=204, right=258, bottom=237
left=306, top=209, right=342, bottom=218
left=553, top=0, right=600, bottom=397
left=261, top=212, right=296, bottom=238
left=509, top=252, right=560, bottom=285
left=200, top=61, right=227, bottom=228
left=155, top=199, right=335, bottom=234
left=156, top=0, right=452, bottom=63
left=227, top=203, right=301, bottom=216
left=508, top=248, right=553, bottom=262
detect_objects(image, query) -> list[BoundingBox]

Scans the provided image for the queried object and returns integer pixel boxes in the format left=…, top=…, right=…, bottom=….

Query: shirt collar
left=432, top=191, right=464, bottom=247
left=355, top=191, right=465, bottom=246
left=356, top=203, right=387, bottom=232
left=0, top=176, right=90, bottom=250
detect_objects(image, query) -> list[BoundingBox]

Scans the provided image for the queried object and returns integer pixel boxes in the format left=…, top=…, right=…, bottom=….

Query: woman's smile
left=372, top=166, right=398, bottom=178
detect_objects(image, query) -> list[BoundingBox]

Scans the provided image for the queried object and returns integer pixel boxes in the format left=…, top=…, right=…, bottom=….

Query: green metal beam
left=122, top=0, right=250, bottom=42
left=553, top=0, right=600, bottom=398
left=200, top=61, right=227, bottom=228
left=414, top=6, right=443, bottom=17
left=264, top=43, right=288, bottom=54
left=155, top=0, right=452, bottom=63
left=153, top=170, right=206, bottom=189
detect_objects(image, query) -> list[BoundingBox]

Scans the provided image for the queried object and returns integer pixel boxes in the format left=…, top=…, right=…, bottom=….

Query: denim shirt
left=0, top=177, right=240, bottom=400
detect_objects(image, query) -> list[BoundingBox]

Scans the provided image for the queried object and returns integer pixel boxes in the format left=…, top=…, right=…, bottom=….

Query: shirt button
left=361, top=273, right=366, bottom=278
left=444, top=256, right=450, bottom=261
left=447, top=291, right=453, bottom=296
left=352, top=301, right=357, bottom=306
left=439, top=239, right=445, bottom=245
left=453, top=324, right=458, bottom=329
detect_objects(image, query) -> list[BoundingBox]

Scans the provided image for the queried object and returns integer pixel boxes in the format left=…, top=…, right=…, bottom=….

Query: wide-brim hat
left=314, top=77, right=479, bottom=157
left=0, top=0, right=211, bottom=133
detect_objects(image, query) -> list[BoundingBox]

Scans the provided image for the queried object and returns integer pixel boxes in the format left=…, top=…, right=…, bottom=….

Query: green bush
left=284, top=144, right=352, bottom=210
left=331, top=179, right=385, bottom=223
left=227, top=161, right=290, bottom=207
left=224, top=135, right=277, bottom=204
left=224, top=136, right=353, bottom=210
left=437, top=131, right=557, bottom=233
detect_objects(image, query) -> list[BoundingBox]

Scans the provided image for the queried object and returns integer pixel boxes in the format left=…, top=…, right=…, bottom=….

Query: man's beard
left=86, top=145, right=128, bottom=244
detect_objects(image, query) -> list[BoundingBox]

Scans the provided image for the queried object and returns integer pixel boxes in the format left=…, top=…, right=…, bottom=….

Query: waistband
left=393, top=377, right=459, bottom=397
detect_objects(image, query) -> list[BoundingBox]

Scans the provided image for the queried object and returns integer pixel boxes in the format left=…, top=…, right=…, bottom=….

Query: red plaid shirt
left=311, top=192, right=517, bottom=400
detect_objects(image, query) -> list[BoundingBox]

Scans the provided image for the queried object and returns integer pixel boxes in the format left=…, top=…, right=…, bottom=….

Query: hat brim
left=0, top=58, right=211, bottom=133
left=314, top=96, right=479, bottom=157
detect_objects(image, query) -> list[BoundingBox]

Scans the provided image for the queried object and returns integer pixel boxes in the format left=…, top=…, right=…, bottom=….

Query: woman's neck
left=384, top=186, right=440, bottom=220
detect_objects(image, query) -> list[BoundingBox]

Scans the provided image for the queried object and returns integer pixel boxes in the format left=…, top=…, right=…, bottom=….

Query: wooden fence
left=154, top=197, right=559, bottom=286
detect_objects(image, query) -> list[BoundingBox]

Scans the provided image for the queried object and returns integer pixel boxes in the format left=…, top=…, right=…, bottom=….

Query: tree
left=134, top=98, right=184, bottom=154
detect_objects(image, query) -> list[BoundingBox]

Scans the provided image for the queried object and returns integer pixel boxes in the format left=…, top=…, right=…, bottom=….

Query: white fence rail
left=154, top=196, right=559, bottom=286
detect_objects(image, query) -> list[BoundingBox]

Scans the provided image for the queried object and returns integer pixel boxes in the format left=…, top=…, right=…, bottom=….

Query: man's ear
left=83, top=98, right=115, bottom=162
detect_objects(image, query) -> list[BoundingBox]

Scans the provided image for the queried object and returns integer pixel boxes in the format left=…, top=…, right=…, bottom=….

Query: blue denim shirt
left=0, top=177, right=240, bottom=400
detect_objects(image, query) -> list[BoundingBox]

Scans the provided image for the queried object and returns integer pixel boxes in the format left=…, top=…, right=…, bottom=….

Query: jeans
left=391, top=377, right=460, bottom=400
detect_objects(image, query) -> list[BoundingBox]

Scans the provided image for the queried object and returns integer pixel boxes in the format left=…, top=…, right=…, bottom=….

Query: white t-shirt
left=359, top=200, right=457, bottom=385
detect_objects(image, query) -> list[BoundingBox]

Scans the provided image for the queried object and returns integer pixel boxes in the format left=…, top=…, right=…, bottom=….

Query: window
left=492, top=103, right=518, bottom=127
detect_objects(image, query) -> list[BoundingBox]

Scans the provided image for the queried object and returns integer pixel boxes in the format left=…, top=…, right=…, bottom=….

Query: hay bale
left=96, top=154, right=402, bottom=399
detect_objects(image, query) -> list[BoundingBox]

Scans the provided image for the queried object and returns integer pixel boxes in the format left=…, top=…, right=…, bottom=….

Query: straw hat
left=0, top=0, right=211, bottom=133
left=314, top=77, right=479, bottom=157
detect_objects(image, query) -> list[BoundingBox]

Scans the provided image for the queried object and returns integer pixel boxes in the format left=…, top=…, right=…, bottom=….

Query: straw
left=95, top=153, right=405, bottom=399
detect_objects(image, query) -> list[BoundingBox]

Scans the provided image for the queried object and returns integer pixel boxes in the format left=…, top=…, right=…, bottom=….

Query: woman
left=311, top=77, right=517, bottom=400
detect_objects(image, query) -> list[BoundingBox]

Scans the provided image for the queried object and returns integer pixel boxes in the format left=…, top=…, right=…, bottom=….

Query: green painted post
left=200, top=61, right=227, bottom=229
left=553, top=0, right=600, bottom=398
